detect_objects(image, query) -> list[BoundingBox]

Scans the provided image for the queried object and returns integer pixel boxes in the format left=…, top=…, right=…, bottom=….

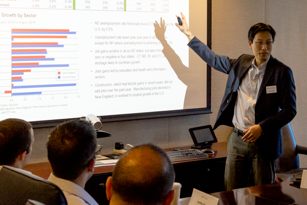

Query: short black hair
left=112, top=143, right=175, bottom=205
left=47, top=120, right=97, bottom=181
left=248, top=23, right=276, bottom=42
left=0, top=118, right=32, bottom=166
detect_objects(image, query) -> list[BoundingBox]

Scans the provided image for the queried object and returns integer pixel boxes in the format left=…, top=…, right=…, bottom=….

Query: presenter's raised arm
left=176, top=13, right=234, bottom=74
left=175, top=12, right=194, bottom=42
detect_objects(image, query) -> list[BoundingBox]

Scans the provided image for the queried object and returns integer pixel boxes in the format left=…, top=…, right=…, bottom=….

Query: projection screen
left=0, top=0, right=211, bottom=126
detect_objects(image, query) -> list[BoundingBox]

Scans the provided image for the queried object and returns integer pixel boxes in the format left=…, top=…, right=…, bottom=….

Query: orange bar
left=12, top=36, right=67, bottom=38
left=12, top=56, right=45, bottom=59
left=12, top=49, right=47, bottom=52
left=12, top=70, right=31, bottom=73
left=12, top=29, right=69, bottom=32
left=12, top=77, right=22, bottom=80
left=12, top=63, right=39, bottom=66
left=5, top=91, right=12, bottom=94
left=12, top=42, right=58, bottom=45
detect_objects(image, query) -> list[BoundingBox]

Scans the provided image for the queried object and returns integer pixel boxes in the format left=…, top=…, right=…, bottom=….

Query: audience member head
left=106, top=143, right=175, bottom=205
left=0, top=118, right=33, bottom=168
left=47, top=120, right=97, bottom=182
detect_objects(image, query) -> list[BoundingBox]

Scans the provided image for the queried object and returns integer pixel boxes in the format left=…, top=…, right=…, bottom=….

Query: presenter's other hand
left=241, top=124, right=262, bottom=143
left=175, top=12, right=194, bottom=41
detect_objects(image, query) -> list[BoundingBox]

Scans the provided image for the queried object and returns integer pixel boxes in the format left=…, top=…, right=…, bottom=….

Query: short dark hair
left=248, top=23, right=276, bottom=42
left=0, top=118, right=32, bottom=165
left=112, top=143, right=175, bottom=205
left=47, top=120, right=97, bottom=181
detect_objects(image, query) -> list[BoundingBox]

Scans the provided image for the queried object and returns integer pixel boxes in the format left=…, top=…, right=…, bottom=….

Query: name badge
left=188, top=188, right=219, bottom=205
left=266, top=85, right=277, bottom=94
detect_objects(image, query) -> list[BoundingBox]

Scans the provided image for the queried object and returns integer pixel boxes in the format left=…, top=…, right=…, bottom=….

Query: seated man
left=106, top=143, right=175, bottom=205
left=0, top=118, right=34, bottom=169
left=0, top=119, right=66, bottom=205
left=47, top=120, right=98, bottom=205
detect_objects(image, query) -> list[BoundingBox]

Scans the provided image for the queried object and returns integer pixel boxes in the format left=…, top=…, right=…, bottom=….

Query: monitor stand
left=191, top=144, right=212, bottom=149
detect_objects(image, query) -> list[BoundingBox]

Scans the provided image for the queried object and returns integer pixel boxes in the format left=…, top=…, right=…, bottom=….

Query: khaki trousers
left=224, top=131, right=275, bottom=191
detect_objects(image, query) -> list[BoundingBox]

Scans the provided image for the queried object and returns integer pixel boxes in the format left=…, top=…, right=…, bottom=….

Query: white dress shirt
left=232, top=57, right=269, bottom=130
left=48, top=173, right=98, bottom=205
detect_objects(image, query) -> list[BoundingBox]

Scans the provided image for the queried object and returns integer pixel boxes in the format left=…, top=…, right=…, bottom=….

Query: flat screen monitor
left=189, top=125, right=217, bottom=148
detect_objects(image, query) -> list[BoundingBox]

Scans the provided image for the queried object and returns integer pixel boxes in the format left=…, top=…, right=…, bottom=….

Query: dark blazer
left=188, top=37, right=296, bottom=160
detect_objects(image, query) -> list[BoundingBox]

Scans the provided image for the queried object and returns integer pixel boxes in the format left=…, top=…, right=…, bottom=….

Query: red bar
left=12, top=29, right=69, bottom=32
left=12, top=63, right=39, bottom=66
left=12, top=70, right=31, bottom=73
left=12, top=49, right=47, bottom=52
left=12, top=36, right=67, bottom=38
left=12, top=42, right=58, bottom=45
left=12, top=56, right=46, bottom=59
left=12, top=77, right=22, bottom=80
left=5, top=91, right=12, bottom=94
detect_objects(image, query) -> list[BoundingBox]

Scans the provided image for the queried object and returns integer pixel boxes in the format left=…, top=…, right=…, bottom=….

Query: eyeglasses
left=95, top=144, right=102, bottom=155
left=254, top=41, right=273, bottom=47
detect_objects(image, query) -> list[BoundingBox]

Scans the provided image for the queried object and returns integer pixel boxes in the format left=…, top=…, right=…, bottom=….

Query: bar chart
left=0, top=0, right=190, bottom=121
left=2, top=28, right=79, bottom=97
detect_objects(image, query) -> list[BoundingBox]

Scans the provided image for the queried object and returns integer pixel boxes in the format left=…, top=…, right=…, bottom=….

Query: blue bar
left=12, top=64, right=69, bottom=68
left=12, top=45, right=64, bottom=48
left=12, top=83, right=76, bottom=89
left=12, top=52, right=47, bottom=54
left=12, top=32, right=76, bottom=34
left=12, top=79, right=23, bottom=82
left=12, top=58, right=54, bottom=61
left=12, top=92, right=42, bottom=96
left=12, top=72, right=24, bottom=75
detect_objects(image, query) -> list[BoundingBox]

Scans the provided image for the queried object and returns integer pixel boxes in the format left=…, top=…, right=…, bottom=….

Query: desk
left=24, top=142, right=227, bottom=205
left=211, top=181, right=307, bottom=205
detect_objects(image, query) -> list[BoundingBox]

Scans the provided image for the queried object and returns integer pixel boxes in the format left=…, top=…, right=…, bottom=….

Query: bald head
left=111, top=144, right=175, bottom=205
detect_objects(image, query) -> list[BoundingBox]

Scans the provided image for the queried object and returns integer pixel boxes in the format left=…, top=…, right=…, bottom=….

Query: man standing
left=106, top=144, right=175, bottom=205
left=176, top=13, right=296, bottom=190
left=0, top=118, right=34, bottom=169
left=47, top=120, right=99, bottom=205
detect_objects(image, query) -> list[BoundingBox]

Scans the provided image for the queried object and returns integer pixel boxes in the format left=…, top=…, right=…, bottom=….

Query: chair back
left=0, top=166, right=67, bottom=205
left=275, top=123, right=299, bottom=173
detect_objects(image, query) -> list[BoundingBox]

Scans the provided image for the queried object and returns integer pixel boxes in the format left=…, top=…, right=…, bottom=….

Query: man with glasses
left=176, top=13, right=296, bottom=190
left=47, top=120, right=99, bottom=205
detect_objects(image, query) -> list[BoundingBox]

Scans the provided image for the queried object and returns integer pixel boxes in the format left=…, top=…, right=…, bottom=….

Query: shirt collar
left=251, top=56, right=270, bottom=72
left=0, top=165, right=33, bottom=176
left=48, top=173, right=98, bottom=205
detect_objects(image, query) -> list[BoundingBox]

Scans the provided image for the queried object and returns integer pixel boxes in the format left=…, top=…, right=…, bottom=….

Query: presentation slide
left=0, top=0, right=208, bottom=123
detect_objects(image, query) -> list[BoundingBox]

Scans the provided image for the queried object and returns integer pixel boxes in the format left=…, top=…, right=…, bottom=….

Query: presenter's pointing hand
left=175, top=12, right=194, bottom=41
